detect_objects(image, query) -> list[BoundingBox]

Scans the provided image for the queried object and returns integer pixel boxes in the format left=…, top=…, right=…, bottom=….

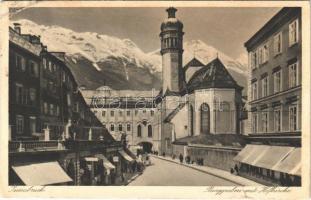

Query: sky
left=11, top=7, right=281, bottom=63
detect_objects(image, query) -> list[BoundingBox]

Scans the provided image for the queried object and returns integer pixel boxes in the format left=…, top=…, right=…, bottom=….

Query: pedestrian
left=179, top=153, right=184, bottom=164
left=234, top=164, right=239, bottom=175
left=230, top=168, right=234, bottom=174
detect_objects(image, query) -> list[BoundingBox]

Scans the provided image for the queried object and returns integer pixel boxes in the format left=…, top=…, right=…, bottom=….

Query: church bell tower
left=160, top=7, right=185, bottom=94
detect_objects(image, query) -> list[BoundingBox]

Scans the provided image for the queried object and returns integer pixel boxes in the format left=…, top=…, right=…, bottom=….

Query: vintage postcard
left=0, top=1, right=310, bottom=199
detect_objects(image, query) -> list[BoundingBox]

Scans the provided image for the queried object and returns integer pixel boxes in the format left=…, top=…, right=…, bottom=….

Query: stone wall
left=187, top=144, right=241, bottom=171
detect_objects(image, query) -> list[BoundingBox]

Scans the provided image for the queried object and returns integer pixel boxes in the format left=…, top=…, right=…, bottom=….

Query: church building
left=157, top=7, right=245, bottom=156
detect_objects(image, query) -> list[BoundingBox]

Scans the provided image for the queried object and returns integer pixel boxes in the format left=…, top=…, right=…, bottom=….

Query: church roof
left=163, top=102, right=187, bottom=123
left=183, top=57, right=205, bottom=71
left=187, top=58, right=243, bottom=93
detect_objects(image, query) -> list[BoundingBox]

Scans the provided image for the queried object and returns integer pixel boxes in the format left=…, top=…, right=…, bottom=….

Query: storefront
left=234, top=144, right=301, bottom=186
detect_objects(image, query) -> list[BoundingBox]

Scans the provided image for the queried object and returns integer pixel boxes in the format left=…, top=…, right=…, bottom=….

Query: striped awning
left=95, top=154, right=115, bottom=169
left=119, top=150, right=134, bottom=162
left=272, top=148, right=301, bottom=176
left=12, top=161, right=72, bottom=185
left=234, top=145, right=301, bottom=176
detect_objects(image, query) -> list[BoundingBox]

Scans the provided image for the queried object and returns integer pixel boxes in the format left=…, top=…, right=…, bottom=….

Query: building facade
left=234, top=7, right=301, bottom=186
left=81, top=87, right=161, bottom=153
left=157, top=8, right=244, bottom=156
left=8, top=24, right=136, bottom=186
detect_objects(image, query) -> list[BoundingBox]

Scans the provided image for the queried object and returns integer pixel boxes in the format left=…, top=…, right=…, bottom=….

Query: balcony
left=9, top=140, right=66, bottom=153
left=9, top=140, right=122, bottom=154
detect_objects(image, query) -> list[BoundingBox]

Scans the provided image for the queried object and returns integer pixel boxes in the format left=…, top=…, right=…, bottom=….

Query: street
left=128, top=156, right=238, bottom=186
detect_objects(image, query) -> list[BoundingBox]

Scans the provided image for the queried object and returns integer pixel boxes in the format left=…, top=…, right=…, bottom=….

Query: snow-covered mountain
left=12, top=19, right=247, bottom=92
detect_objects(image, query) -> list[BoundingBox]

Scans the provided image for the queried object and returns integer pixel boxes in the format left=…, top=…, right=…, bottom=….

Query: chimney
left=13, top=23, right=21, bottom=34
left=166, top=7, right=177, bottom=18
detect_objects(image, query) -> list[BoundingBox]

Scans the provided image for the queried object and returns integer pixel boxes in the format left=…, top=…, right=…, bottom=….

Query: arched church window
left=200, top=103, right=210, bottom=134
left=137, top=124, right=142, bottom=137
left=148, top=125, right=152, bottom=138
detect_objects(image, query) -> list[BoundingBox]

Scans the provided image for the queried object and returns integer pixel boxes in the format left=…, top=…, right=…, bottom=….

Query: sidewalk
left=152, top=155, right=263, bottom=186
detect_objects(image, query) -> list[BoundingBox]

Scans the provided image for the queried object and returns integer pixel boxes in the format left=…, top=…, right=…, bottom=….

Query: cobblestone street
left=128, top=156, right=238, bottom=186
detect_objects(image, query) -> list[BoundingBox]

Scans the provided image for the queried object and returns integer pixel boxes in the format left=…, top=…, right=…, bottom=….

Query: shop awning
left=95, top=154, right=115, bottom=169
left=119, top=150, right=134, bottom=162
left=255, top=146, right=294, bottom=169
left=12, top=161, right=72, bottom=186
left=236, top=145, right=270, bottom=165
left=233, top=145, right=256, bottom=162
left=84, top=157, right=98, bottom=162
left=272, top=148, right=301, bottom=176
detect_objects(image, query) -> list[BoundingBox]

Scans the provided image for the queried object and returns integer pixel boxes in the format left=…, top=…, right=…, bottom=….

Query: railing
left=9, top=140, right=122, bottom=153
left=9, top=140, right=64, bottom=153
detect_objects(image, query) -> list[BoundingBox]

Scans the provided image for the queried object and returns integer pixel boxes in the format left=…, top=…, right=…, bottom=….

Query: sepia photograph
left=0, top=1, right=310, bottom=199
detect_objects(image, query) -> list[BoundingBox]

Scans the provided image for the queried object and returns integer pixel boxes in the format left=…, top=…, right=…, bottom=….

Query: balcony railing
left=9, top=140, right=122, bottom=153
left=9, top=140, right=65, bottom=153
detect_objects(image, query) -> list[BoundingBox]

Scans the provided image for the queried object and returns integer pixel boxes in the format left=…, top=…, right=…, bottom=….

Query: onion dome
left=161, top=7, right=183, bottom=31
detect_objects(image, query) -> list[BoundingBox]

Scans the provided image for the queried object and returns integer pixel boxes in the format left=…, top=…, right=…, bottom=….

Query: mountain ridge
left=12, top=19, right=247, bottom=93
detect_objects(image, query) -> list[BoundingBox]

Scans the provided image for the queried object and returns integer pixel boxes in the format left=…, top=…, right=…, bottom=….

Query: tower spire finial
left=166, top=7, right=177, bottom=18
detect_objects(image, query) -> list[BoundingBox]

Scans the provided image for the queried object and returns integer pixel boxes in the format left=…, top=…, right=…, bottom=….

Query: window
left=274, top=70, right=282, bottom=93
left=274, top=32, right=282, bottom=55
left=274, top=109, right=281, bottom=132
left=48, top=61, right=52, bottom=71
left=29, top=88, right=36, bottom=105
left=67, top=94, right=71, bottom=106
left=43, top=58, right=47, bottom=70
left=137, top=125, right=142, bottom=137
left=289, top=62, right=298, bottom=88
left=143, top=110, right=146, bottom=114
left=251, top=50, right=258, bottom=69
left=261, top=77, right=268, bottom=97
left=126, top=110, right=131, bottom=116
left=110, top=110, right=114, bottom=117
left=16, top=115, right=24, bottom=134
left=56, top=105, right=60, bottom=116
left=62, top=73, right=66, bottom=82
left=200, top=103, right=210, bottom=134
left=289, top=19, right=299, bottom=46
left=16, top=54, right=26, bottom=71
left=289, top=105, right=298, bottom=131
left=102, top=111, right=106, bottom=117
left=119, top=110, right=122, bottom=116
left=127, top=124, right=131, bottom=131
left=262, top=111, right=268, bottom=133
left=135, top=110, right=138, bottom=116
left=50, top=104, right=54, bottom=115
left=262, top=43, right=269, bottom=63
left=118, top=124, right=123, bottom=131
left=258, top=47, right=263, bottom=65
left=252, top=82, right=258, bottom=100
left=74, top=102, right=79, bottom=112
left=110, top=124, right=115, bottom=131
left=15, top=83, right=23, bottom=104
left=29, top=61, right=38, bottom=77
left=44, top=102, right=48, bottom=114
left=148, top=125, right=152, bottom=138
left=151, top=110, right=154, bottom=116
left=252, top=112, right=258, bottom=133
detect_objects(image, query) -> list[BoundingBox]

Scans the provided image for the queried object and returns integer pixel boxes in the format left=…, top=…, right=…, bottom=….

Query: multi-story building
left=81, top=87, right=160, bottom=153
left=234, top=7, right=301, bottom=186
left=8, top=24, right=135, bottom=186
left=9, top=23, right=42, bottom=140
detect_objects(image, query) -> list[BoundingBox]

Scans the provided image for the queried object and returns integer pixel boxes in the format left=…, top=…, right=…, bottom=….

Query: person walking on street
left=179, top=153, right=184, bottom=164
